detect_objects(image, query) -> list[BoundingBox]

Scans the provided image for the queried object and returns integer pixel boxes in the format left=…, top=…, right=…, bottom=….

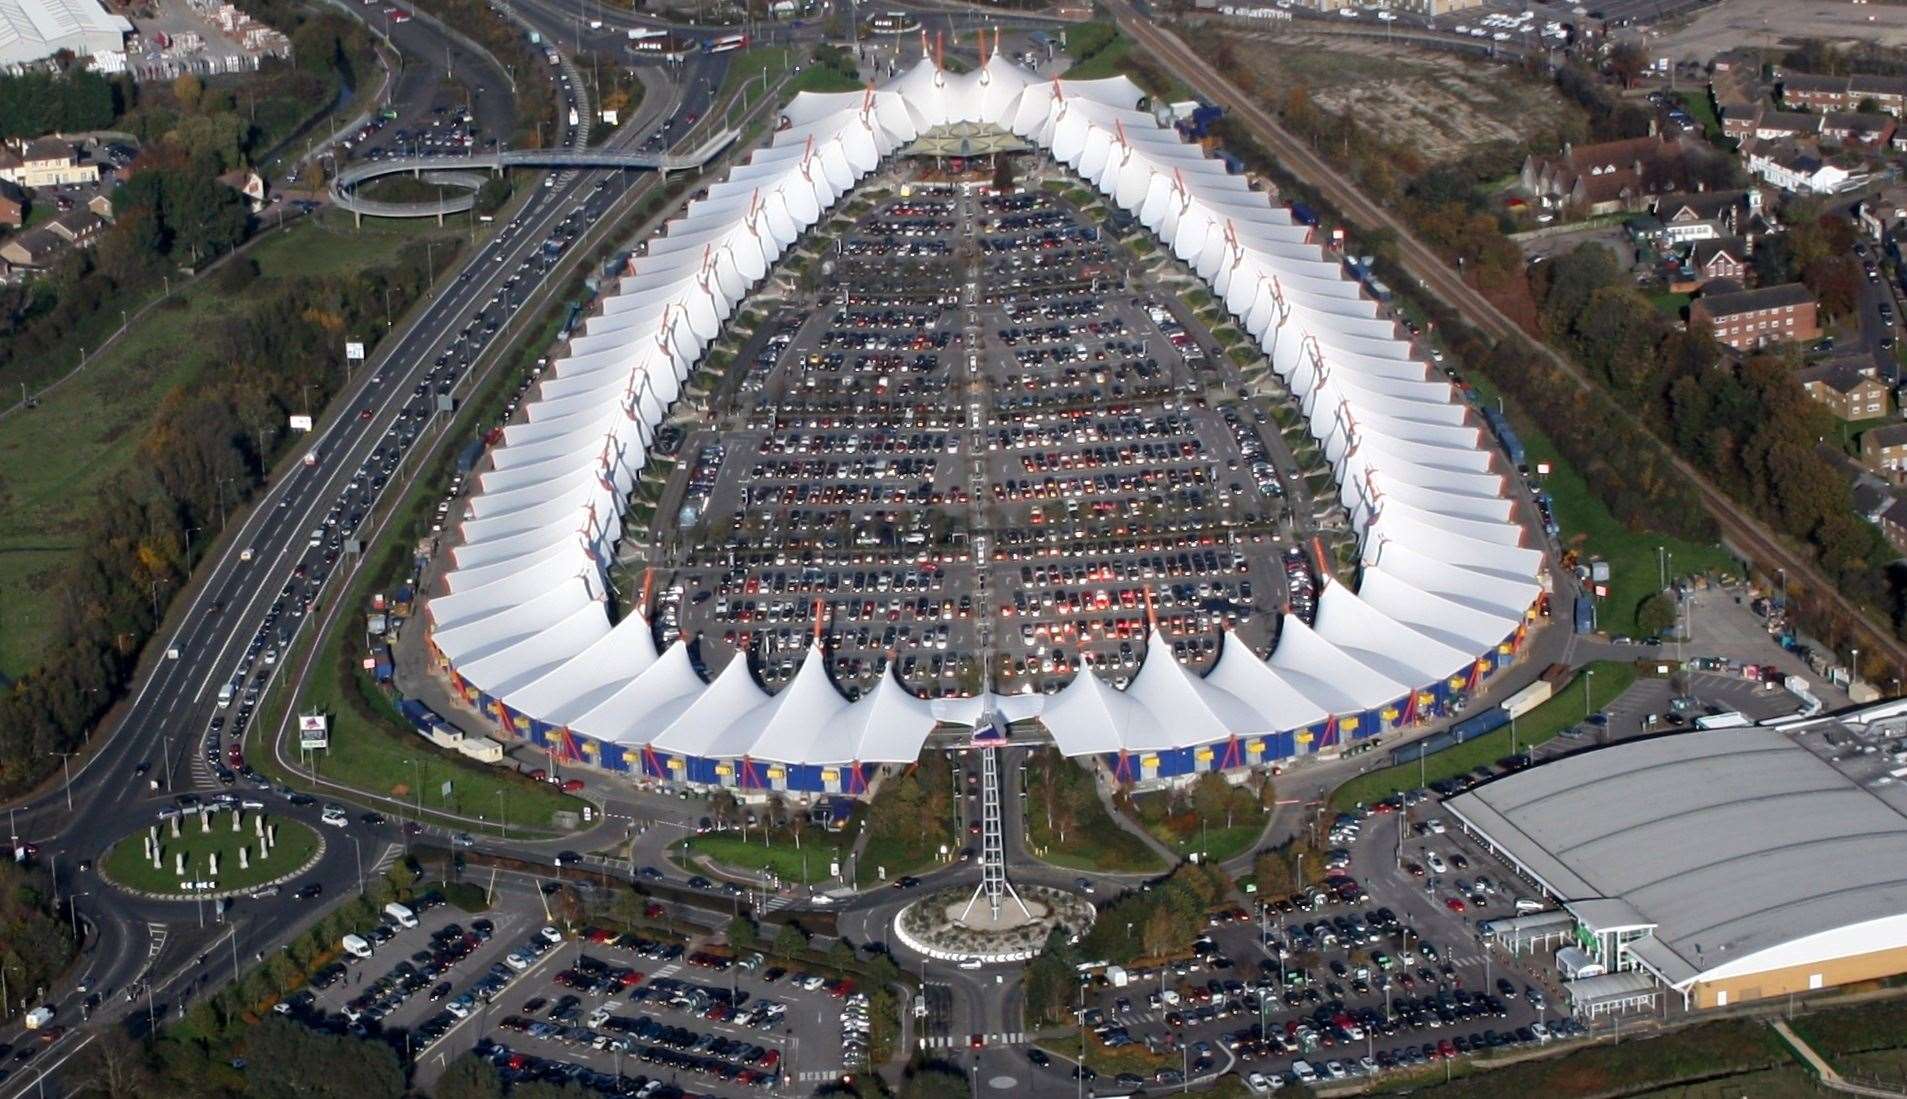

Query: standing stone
left=254, top=814, right=265, bottom=837
left=170, top=815, right=181, bottom=838
left=258, top=837, right=269, bottom=863
left=232, top=810, right=242, bottom=833
left=199, top=809, right=211, bottom=834
left=238, top=847, right=249, bottom=871
left=175, top=852, right=186, bottom=876
left=208, top=852, right=219, bottom=878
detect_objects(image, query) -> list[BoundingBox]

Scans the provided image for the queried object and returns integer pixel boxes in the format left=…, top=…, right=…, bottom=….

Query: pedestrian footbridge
left=329, top=129, right=739, bottom=219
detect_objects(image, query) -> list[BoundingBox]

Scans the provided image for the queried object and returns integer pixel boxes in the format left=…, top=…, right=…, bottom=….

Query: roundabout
left=99, top=808, right=323, bottom=900
left=893, top=882, right=1095, bottom=964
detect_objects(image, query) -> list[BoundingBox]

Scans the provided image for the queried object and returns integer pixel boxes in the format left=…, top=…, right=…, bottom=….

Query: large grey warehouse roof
left=1445, top=730, right=1907, bottom=986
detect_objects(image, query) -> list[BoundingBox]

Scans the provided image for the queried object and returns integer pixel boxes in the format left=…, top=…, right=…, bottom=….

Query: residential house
left=0, top=137, right=99, bottom=189
left=86, top=192, right=112, bottom=221
left=1778, top=70, right=1907, bottom=116
left=1746, top=144, right=1851, bottom=194
left=1519, top=134, right=1695, bottom=217
left=1820, top=110, right=1897, bottom=148
left=1798, top=361, right=1890, bottom=420
left=0, top=228, right=61, bottom=270
left=1859, top=185, right=1907, bottom=238
left=1863, top=422, right=1907, bottom=476
left=1720, top=104, right=1820, bottom=145
left=1876, top=497, right=1907, bottom=553
left=1708, top=56, right=1764, bottom=113
left=1690, top=282, right=1820, bottom=350
left=0, top=183, right=22, bottom=229
left=47, top=209, right=103, bottom=247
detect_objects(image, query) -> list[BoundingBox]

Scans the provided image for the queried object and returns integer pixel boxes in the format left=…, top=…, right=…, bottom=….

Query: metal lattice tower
left=962, top=744, right=1029, bottom=922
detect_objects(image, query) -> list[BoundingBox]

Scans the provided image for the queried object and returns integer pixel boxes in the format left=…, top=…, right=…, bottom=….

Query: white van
left=1292, top=1060, right=1319, bottom=1084
left=1514, top=898, right=1548, bottom=914
left=341, top=934, right=374, bottom=959
left=383, top=902, right=417, bottom=929
left=23, top=1006, right=54, bottom=1030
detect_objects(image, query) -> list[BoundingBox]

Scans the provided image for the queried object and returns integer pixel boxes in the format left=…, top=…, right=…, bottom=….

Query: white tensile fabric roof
left=425, top=55, right=1542, bottom=767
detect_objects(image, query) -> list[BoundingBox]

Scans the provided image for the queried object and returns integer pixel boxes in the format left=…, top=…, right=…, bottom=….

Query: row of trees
left=0, top=68, right=124, bottom=139
left=1077, top=860, right=1234, bottom=965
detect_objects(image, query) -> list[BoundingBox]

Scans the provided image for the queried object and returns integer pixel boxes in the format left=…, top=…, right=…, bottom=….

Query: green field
left=0, top=211, right=463, bottom=680
left=101, top=813, right=319, bottom=894
left=1330, top=660, right=1637, bottom=809
left=678, top=831, right=852, bottom=885
left=1675, top=91, right=1723, bottom=143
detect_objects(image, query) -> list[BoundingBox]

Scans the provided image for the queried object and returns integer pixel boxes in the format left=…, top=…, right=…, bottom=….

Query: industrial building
left=1448, top=729, right=1907, bottom=1012
left=0, top=0, right=131, bottom=72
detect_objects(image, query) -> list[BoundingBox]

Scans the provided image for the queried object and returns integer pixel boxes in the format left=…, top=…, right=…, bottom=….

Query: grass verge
left=678, top=831, right=852, bottom=885
left=1330, top=660, right=1637, bottom=809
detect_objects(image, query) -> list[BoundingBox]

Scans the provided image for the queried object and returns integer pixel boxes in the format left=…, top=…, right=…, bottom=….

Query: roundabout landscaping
left=894, top=884, right=1096, bottom=964
left=100, top=809, right=323, bottom=899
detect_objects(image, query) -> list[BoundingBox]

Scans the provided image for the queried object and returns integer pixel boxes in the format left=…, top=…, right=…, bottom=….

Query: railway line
left=1109, top=1, right=1907, bottom=672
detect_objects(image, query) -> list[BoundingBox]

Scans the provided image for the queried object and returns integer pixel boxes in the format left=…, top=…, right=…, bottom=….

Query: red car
left=969, top=1034, right=985, bottom=1050
left=1445, top=897, right=1467, bottom=913
left=560, top=778, right=585, bottom=793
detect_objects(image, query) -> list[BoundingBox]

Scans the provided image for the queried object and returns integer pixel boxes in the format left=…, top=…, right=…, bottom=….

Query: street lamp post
left=48, top=751, right=74, bottom=812
left=1583, top=667, right=1594, bottom=718
left=350, top=834, right=364, bottom=893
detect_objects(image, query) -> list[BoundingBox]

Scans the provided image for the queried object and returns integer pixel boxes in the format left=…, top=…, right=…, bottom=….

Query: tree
left=991, top=154, right=1016, bottom=194
left=827, top=938, right=856, bottom=967
left=773, top=922, right=807, bottom=958
left=727, top=913, right=758, bottom=951
left=172, top=72, right=203, bottom=111
left=433, top=1054, right=505, bottom=1099
left=68, top=1028, right=153, bottom=1099
left=899, top=1063, right=968, bottom=1099
left=1253, top=848, right=1294, bottom=898
left=1636, top=592, right=1678, bottom=637
left=1607, top=41, right=1647, bottom=88
left=238, top=1016, right=404, bottom=1099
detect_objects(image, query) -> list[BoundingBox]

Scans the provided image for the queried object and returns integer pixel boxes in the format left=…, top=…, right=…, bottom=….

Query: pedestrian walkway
left=1773, top=1018, right=1907, bottom=1098
left=918, top=1031, right=1028, bottom=1050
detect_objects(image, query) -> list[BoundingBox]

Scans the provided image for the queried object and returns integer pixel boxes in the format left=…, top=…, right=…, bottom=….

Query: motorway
left=0, top=3, right=728, bottom=1093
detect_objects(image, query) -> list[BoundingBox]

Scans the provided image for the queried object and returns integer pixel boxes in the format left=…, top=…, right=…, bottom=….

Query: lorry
left=383, top=902, right=418, bottom=929
left=217, top=681, right=236, bottom=708
left=1500, top=679, right=1554, bottom=719
left=1105, top=965, right=1129, bottom=988
left=1573, top=595, right=1595, bottom=634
